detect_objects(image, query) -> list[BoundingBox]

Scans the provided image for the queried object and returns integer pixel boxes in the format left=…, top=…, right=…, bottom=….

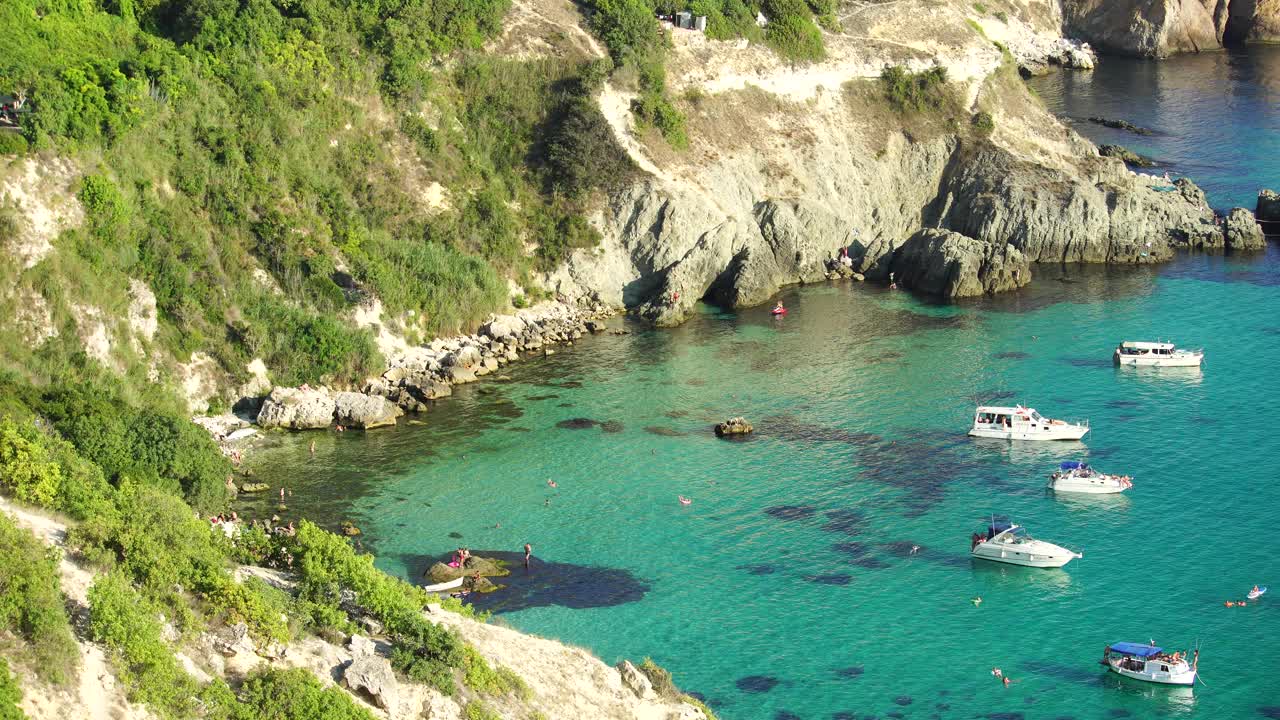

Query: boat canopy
left=1120, top=341, right=1174, bottom=350
left=1059, top=461, right=1089, bottom=470
left=1109, top=642, right=1162, bottom=658
left=987, top=519, right=1014, bottom=536
left=975, top=405, right=1030, bottom=414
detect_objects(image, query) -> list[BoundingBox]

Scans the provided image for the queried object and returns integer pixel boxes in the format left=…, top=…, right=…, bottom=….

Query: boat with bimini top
left=1047, top=461, right=1132, bottom=494
left=969, top=517, right=1082, bottom=568
left=969, top=405, right=1089, bottom=441
left=1114, top=341, right=1203, bottom=368
left=1101, top=643, right=1198, bottom=686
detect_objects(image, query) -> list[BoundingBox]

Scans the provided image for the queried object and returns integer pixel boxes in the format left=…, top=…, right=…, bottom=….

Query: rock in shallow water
left=256, top=386, right=336, bottom=429
left=1224, top=207, right=1265, bottom=251
left=890, top=229, right=1030, bottom=298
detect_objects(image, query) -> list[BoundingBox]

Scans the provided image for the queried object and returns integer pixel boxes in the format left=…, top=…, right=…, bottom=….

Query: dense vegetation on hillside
left=0, top=0, right=634, bottom=394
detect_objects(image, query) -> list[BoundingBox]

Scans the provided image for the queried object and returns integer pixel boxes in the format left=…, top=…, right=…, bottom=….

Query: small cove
left=242, top=49, right=1280, bottom=720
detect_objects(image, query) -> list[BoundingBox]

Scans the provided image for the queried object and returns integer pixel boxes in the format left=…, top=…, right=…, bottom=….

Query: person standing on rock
left=524, top=543, right=533, bottom=569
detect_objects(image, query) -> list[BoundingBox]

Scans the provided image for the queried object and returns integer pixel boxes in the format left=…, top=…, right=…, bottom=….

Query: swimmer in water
left=547, top=479, right=558, bottom=488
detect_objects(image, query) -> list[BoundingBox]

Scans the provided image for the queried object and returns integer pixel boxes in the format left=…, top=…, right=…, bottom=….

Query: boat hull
left=1048, top=477, right=1129, bottom=494
left=1106, top=662, right=1197, bottom=686
left=1114, top=352, right=1202, bottom=368
left=969, top=425, right=1089, bottom=441
left=971, top=543, right=1077, bottom=568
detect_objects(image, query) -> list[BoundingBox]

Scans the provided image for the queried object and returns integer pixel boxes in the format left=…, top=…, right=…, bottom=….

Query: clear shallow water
left=1028, top=46, right=1280, bottom=211
left=239, top=54, right=1280, bottom=720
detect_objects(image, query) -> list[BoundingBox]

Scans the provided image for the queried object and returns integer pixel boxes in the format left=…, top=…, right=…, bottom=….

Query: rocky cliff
left=1060, top=0, right=1280, bottom=56
left=546, top=0, right=1232, bottom=323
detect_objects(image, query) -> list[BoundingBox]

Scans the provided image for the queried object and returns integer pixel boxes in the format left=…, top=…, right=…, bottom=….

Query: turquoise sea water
left=241, top=54, right=1280, bottom=720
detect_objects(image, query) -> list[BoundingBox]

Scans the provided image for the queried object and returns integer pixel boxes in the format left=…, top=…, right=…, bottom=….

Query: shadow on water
left=412, top=551, right=650, bottom=613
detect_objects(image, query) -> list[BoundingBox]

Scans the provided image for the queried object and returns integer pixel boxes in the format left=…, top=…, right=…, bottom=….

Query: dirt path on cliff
left=0, top=498, right=149, bottom=720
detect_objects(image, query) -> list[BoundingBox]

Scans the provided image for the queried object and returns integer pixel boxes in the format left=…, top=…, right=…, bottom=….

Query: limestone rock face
left=616, top=660, right=656, bottom=700
left=1224, top=207, right=1266, bottom=250
left=1257, top=188, right=1280, bottom=222
left=890, top=229, right=1031, bottom=297
left=333, top=391, right=403, bottom=429
left=1061, top=0, right=1223, bottom=56
left=1060, top=0, right=1280, bottom=55
left=256, top=387, right=336, bottom=430
left=342, top=655, right=400, bottom=713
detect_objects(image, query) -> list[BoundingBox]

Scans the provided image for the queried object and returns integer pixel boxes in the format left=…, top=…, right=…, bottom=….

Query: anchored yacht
left=1101, top=643, right=1198, bottom=686
left=1114, top=341, right=1203, bottom=368
left=1047, top=461, right=1132, bottom=494
left=969, top=405, right=1089, bottom=441
left=969, top=518, right=1082, bottom=568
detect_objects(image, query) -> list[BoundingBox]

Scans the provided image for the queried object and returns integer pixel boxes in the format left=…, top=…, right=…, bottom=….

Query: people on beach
left=524, top=543, right=533, bottom=568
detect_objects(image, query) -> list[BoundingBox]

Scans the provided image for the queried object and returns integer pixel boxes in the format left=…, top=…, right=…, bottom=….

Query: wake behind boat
left=1048, top=461, right=1132, bottom=494
left=1114, top=341, right=1203, bottom=368
left=969, top=518, right=1082, bottom=568
left=1101, top=643, right=1198, bottom=686
left=969, top=405, right=1089, bottom=441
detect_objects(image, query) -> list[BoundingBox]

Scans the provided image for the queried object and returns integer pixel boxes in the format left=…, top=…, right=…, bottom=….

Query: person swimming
left=678, top=495, right=692, bottom=505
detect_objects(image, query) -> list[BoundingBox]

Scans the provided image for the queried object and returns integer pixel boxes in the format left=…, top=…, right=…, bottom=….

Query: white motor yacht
left=969, top=405, right=1088, bottom=441
left=1114, top=341, right=1203, bottom=368
left=1048, top=461, right=1132, bottom=494
left=1101, top=643, right=1198, bottom=686
left=969, top=519, right=1082, bottom=568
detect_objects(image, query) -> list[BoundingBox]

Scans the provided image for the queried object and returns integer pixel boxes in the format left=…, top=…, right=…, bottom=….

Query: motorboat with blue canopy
left=1047, top=460, right=1132, bottom=495
left=1108, top=643, right=1161, bottom=658
left=969, top=516, right=1081, bottom=568
left=1101, top=642, right=1198, bottom=685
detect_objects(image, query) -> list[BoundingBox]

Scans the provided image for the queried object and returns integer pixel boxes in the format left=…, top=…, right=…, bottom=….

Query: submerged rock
left=1225, top=207, right=1266, bottom=250
left=1098, top=144, right=1155, bottom=167
left=890, top=229, right=1031, bottom=298
left=1086, top=116, right=1152, bottom=134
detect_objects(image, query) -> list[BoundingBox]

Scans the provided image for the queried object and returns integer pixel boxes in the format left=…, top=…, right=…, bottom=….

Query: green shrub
left=87, top=571, right=199, bottom=718
left=972, top=110, right=995, bottom=135
left=0, top=516, right=79, bottom=685
left=233, top=667, right=374, bottom=720
left=995, top=10, right=1009, bottom=22
left=545, top=96, right=635, bottom=198
left=462, top=701, right=501, bottom=720
left=0, top=417, right=62, bottom=507
left=763, top=0, right=826, bottom=61
left=973, top=2, right=988, bottom=13
left=879, top=65, right=951, bottom=114
left=638, top=657, right=679, bottom=700
left=0, top=132, right=27, bottom=156
left=0, top=658, right=24, bottom=720
left=462, top=646, right=528, bottom=698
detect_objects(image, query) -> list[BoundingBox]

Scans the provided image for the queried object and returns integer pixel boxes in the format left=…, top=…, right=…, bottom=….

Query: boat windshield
left=1029, top=410, right=1046, bottom=422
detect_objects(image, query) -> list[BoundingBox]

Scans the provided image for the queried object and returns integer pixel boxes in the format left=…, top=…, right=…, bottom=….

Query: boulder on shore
left=890, top=229, right=1031, bottom=297
left=714, top=417, right=753, bottom=437
left=333, top=391, right=403, bottom=429
left=341, top=655, right=399, bottom=714
left=256, top=386, right=336, bottom=430
left=1224, top=207, right=1266, bottom=251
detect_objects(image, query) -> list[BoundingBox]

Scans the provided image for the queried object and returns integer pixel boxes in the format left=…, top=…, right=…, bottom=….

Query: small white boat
left=1114, top=341, right=1203, bottom=368
left=1248, top=586, right=1267, bottom=600
left=421, top=577, right=464, bottom=593
left=1047, top=461, right=1132, bottom=494
left=969, top=518, right=1082, bottom=568
left=969, top=405, right=1089, bottom=441
left=1101, top=643, right=1198, bottom=686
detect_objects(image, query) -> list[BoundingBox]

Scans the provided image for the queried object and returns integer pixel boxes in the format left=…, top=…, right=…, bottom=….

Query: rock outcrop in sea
left=1060, top=0, right=1280, bottom=56
left=1224, top=207, right=1266, bottom=250
left=890, top=229, right=1031, bottom=297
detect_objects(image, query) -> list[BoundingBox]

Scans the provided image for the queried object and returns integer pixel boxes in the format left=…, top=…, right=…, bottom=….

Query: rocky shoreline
left=194, top=302, right=619, bottom=454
